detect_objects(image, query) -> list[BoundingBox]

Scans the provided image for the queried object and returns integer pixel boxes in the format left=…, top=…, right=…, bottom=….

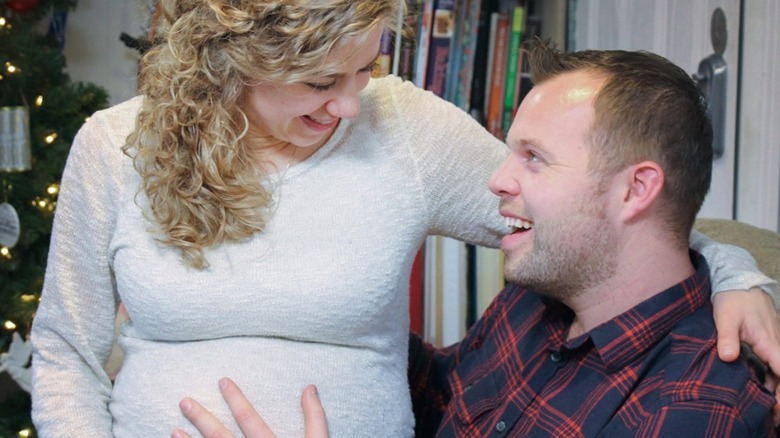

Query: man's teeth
left=505, top=217, right=533, bottom=230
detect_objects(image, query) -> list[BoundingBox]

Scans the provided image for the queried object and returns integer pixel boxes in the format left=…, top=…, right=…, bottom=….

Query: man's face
left=488, top=71, right=617, bottom=300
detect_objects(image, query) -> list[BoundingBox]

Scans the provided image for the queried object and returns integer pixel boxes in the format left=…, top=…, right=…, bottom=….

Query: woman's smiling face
left=241, top=25, right=384, bottom=150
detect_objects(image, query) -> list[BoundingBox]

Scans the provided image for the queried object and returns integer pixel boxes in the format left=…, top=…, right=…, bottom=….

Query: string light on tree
left=43, top=131, right=57, bottom=144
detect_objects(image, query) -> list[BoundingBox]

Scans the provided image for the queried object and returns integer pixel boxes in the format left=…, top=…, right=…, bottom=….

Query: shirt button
left=550, top=351, right=562, bottom=362
left=496, top=421, right=507, bottom=433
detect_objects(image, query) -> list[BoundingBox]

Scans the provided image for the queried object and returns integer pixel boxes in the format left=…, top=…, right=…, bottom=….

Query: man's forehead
left=546, top=70, right=604, bottom=106
left=560, top=86, right=598, bottom=105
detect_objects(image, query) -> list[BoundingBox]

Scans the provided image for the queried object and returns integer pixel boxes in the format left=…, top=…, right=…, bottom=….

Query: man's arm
left=408, top=333, right=457, bottom=437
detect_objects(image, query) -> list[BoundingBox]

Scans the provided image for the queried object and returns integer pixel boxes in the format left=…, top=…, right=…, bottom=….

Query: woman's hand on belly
left=172, top=377, right=329, bottom=438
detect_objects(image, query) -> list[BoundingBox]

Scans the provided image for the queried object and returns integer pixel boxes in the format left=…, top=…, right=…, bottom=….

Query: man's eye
left=526, top=151, right=542, bottom=162
left=306, top=81, right=336, bottom=91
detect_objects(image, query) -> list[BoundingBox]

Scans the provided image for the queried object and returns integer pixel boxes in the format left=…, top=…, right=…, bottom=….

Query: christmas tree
left=0, top=0, right=108, bottom=436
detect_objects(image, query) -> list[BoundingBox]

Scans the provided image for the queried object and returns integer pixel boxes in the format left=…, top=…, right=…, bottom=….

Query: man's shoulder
left=649, top=307, right=772, bottom=409
left=613, top=308, right=775, bottom=435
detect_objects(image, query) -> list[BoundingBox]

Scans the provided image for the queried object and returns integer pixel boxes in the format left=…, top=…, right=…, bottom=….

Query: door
left=571, top=0, right=739, bottom=220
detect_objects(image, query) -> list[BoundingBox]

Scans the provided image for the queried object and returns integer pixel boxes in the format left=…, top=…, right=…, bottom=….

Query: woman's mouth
left=301, top=115, right=338, bottom=132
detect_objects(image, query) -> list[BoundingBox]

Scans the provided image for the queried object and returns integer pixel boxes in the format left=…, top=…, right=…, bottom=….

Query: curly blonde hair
left=123, top=0, right=403, bottom=269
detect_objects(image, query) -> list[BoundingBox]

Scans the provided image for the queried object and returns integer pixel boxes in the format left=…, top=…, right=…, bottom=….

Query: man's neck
left=564, top=238, right=695, bottom=340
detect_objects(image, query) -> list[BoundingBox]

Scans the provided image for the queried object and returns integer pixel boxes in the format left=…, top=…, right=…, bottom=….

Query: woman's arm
left=692, top=228, right=780, bottom=422
left=30, top=111, right=125, bottom=436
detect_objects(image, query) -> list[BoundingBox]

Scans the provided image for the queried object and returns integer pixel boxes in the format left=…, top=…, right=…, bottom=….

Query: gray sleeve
left=690, top=228, right=777, bottom=301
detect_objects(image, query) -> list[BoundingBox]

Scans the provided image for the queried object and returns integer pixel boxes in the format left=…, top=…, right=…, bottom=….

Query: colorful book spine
left=445, top=0, right=468, bottom=103
left=409, top=246, right=425, bottom=334
left=502, top=6, right=524, bottom=132
left=413, top=0, right=435, bottom=88
left=424, top=0, right=457, bottom=97
left=485, top=12, right=509, bottom=139
left=467, top=0, right=498, bottom=124
left=371, top=28, right=395, bottom=78
left=451, top=0, right=483, bottom=110
left=482, top=12, right=499, bottom=116
left=395, top=0, right=422, bottom=80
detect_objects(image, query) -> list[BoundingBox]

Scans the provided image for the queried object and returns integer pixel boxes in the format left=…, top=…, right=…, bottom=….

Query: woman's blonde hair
left=123, top=0, right=403, bottom=269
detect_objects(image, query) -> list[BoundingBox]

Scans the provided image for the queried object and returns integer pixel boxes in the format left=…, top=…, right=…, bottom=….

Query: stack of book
left=372, top=0, right=543, bottom=346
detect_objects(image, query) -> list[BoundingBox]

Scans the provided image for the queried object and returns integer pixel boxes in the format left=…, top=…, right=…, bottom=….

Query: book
left=450, top=0, right=483, bottom=110
left=466, top=0, right=499, bottom=124
left=502, top=6, right=525, bottom=131
left=424, top=0, right=457, bottom=97
left=485, top=12, right=509, bottom=139
left=516, top=12, right=542, bottom=106
left=409, top=246, right=425, bottom=334
left=423, top=235, right=469, bottom=346
left=475, top=246, right=505, bottom=318
left=413, top=0, right=435, bottom=88
left=371, top=28, right=395, bottom=78
left=482, top=12, right=499, bottom=116
left=444, top=0, right=468, bottom=103
left=395, top=0, right=423, bottom=80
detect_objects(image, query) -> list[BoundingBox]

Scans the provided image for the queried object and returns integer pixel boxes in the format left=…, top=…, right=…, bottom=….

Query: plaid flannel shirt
left=409, top=253, right=775, bottom=437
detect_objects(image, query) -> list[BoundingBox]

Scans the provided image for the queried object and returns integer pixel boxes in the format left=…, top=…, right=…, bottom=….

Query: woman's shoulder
left=86, top=95, right=143, bottom=130
left=365, top=74, right=410, bottom=93
left=70, top=96, right=142, bottom=167
left=363, top=75, right=436, bottom=105
left=361, top=75, right=467, bottom=127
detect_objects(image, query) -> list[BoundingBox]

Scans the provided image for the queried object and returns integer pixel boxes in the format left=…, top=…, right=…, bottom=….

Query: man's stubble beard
left=505, top=195, right=618, bottom=302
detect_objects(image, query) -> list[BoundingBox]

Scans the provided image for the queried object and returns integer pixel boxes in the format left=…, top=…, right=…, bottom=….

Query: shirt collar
left=542, top=251, right=711, bottom=371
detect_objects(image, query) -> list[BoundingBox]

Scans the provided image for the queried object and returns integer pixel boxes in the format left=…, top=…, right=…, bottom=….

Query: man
left=407, top=39, right=775, bottom=436
left=173, top=41, right=777, bottom=437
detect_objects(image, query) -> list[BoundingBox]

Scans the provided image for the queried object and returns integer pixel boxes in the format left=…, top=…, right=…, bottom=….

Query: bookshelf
left=379, top=0, right=568, bottom=346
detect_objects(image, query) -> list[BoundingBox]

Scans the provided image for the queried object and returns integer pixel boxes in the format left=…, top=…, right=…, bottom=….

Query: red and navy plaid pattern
left=409, top=253, right=775, bottom=437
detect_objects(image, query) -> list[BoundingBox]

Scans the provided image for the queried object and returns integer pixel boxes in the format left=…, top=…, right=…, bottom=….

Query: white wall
left=63, top=0, right=151, bottom=106
left=737, top=0, right=780, bottom=232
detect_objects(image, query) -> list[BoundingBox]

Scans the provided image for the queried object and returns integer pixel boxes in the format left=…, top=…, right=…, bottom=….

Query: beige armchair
left=694, top=218, right=780, bottom=289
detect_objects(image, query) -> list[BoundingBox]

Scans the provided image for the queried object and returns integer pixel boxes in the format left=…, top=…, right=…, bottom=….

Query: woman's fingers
left=301, top=385, right=329, bottom=438
left=178, top=396, right=236, bottom=438
left=218, top=377, right=275, bottom=437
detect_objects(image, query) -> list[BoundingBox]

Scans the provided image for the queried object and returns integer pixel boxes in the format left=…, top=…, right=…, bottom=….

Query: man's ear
left=619, top=161, right=664, bottom=222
